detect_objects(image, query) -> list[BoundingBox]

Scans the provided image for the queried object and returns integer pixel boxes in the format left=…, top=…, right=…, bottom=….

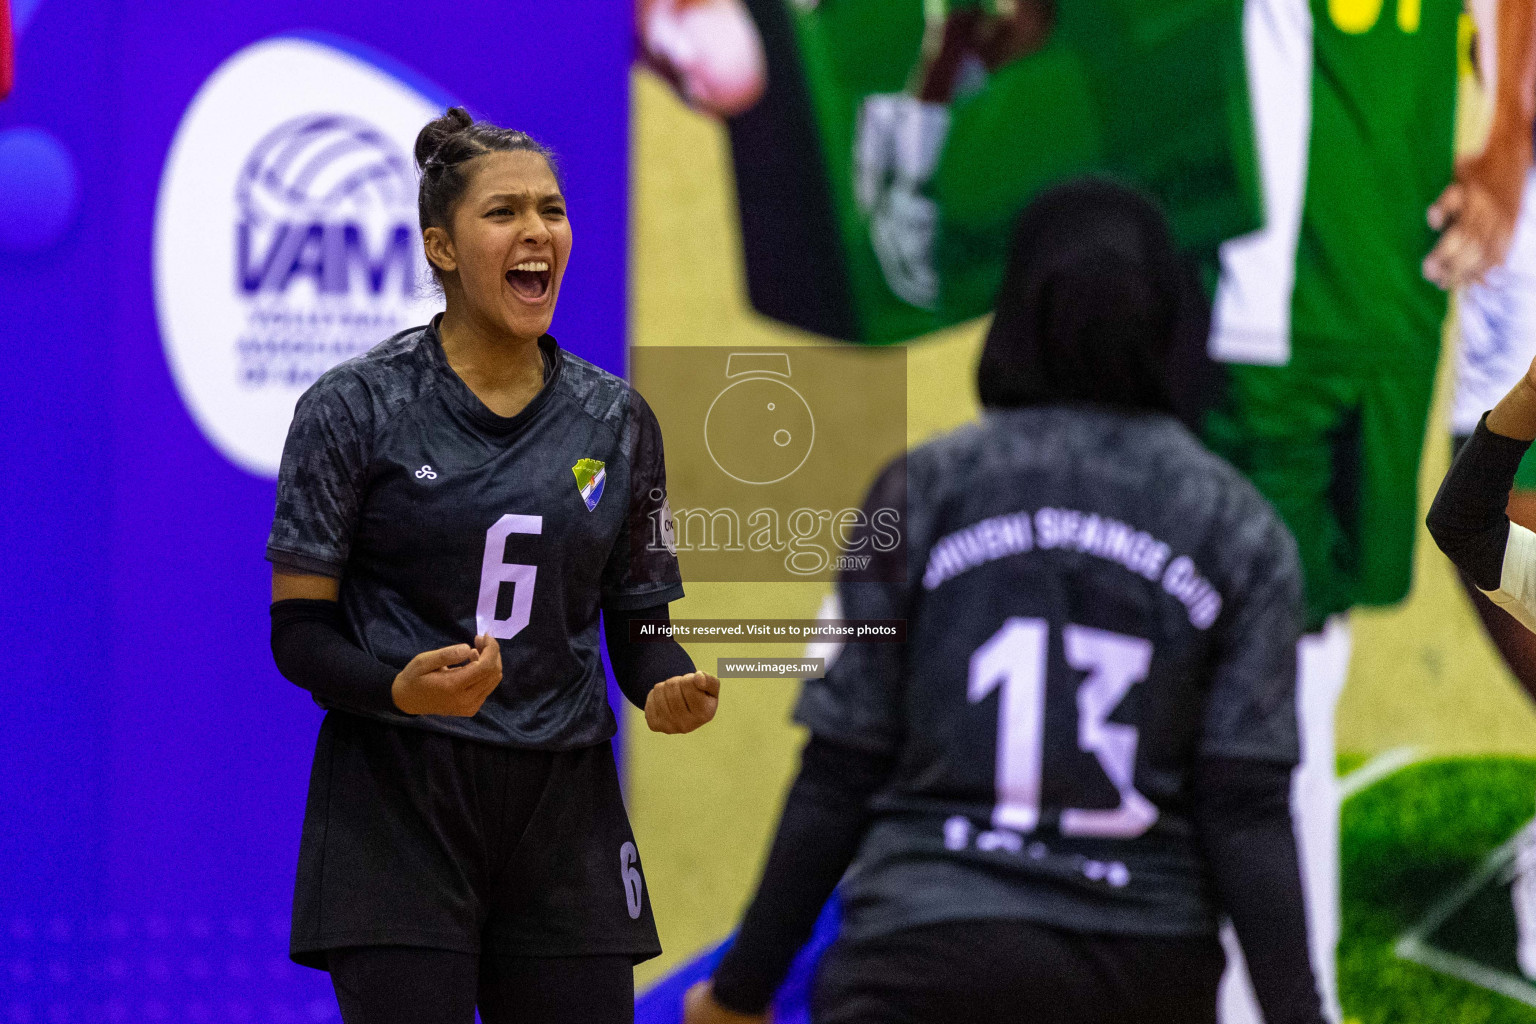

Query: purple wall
left=0, top=3, right=630, bottom=1018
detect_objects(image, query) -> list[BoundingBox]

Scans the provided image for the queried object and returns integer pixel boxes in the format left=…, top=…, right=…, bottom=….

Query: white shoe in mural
left=854, top=94, right=950, bottom=310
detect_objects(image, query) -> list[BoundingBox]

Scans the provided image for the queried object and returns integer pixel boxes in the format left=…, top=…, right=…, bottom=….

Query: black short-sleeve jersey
left=267, top=320, right=684, bottom=749
left=795, top=405, right=1302, bottom=940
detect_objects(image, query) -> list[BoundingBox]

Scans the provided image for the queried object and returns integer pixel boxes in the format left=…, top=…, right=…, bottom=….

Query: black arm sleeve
left=1427, top=413, right=1532, bottom=591
left=601, top=604, right=695, bottom=711
left=270, top=599, right=399, bottom=715
left=1194, top=756, right=1325, bottom=1024
left=710, top=736, right=896, bottom=1015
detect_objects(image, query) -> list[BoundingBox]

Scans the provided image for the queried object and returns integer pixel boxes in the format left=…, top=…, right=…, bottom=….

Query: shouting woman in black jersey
left=266, top=108, right=718, bottom=1024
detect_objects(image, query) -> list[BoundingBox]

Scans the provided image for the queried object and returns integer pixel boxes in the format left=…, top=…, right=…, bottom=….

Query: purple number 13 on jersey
left=969, top=618, right=1158, bottom=839
left=477, top=514, right=542, bottom=639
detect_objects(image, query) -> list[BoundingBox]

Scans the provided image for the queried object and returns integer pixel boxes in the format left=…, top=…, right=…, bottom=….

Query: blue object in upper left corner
left=13, top=0, right=45, bottom=36
left=0, top=126, right=80, bottom=252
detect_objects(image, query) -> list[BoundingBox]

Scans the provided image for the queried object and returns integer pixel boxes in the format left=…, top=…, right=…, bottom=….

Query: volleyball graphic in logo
left=233, top=114, right=424, bottom=388
left=237, top=114, right=416, bottom=230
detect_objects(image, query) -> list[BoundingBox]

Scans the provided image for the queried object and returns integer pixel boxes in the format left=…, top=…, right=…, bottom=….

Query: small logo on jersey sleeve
left=573, top=458, right=606, bottom=512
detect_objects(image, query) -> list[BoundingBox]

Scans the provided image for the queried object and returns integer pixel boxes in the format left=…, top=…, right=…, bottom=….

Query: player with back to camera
left=265, top=108, right=719, bottom=1024
left=684, top=180, right=1327, bottom=1024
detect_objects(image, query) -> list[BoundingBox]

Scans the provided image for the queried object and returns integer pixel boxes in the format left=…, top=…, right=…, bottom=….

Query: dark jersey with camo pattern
left=797, top=405, right=1302, bottom=939
left=267, top=319, right=683, bottom=749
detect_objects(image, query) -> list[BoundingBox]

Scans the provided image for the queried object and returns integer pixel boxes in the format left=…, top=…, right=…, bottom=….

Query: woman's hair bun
left=412, top=109, right=561, bottom=285
left=414, top=106, right=475, bottom=170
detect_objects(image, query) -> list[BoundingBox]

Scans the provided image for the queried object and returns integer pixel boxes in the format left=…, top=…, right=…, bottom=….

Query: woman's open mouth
left=506, top=260, right=552, bottom=302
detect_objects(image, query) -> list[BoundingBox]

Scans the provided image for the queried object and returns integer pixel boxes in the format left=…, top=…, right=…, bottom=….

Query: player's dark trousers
left=811, top=919, right=1225, bottom=1024
left=328, top=946, right=632, bottom=1024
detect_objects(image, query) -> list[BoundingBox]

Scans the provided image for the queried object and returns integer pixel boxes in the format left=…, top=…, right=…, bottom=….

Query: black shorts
left=291, top=711, right=661, bottom=970
left=811, top=919, right=1224, bottom=1024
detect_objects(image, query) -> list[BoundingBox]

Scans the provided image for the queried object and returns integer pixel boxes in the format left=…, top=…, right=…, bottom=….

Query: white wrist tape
left=1485, top=521, right=1536, bottom=634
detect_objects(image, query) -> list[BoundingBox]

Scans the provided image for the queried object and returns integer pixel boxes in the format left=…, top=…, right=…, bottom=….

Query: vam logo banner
left=154, top=34, right=449, bottom=477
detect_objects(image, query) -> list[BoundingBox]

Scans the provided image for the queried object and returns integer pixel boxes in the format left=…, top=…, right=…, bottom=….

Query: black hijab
left=976, top=178, right=1215, bottom=429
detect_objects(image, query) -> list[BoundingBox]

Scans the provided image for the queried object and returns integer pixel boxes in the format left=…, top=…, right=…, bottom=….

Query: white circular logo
left=154, top=35, right=447, bottom=477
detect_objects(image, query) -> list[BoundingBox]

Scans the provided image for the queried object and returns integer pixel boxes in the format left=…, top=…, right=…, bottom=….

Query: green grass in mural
left=1341, top=757, right=1536, bottom=1024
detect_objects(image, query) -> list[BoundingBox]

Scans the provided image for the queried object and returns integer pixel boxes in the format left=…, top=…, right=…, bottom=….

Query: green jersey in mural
left=728, top=0, right=1259, bottom=344
left=1211, top=0, right=1460, bottom=369
left=1206, top=0, right=1463, bottom=625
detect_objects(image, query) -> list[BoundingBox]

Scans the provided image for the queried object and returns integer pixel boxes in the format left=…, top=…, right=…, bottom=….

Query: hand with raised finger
left=391, top=635, right=503, bottom=717
left=1425, top=180, right=1494, bottom=288
left=459, top=633, right=503, bottom=712
left=644, top=671, right=721, bottom=734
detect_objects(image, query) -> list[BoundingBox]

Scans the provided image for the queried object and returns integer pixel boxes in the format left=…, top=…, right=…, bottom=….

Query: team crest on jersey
left=573, top=458, right=606, bottom=512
